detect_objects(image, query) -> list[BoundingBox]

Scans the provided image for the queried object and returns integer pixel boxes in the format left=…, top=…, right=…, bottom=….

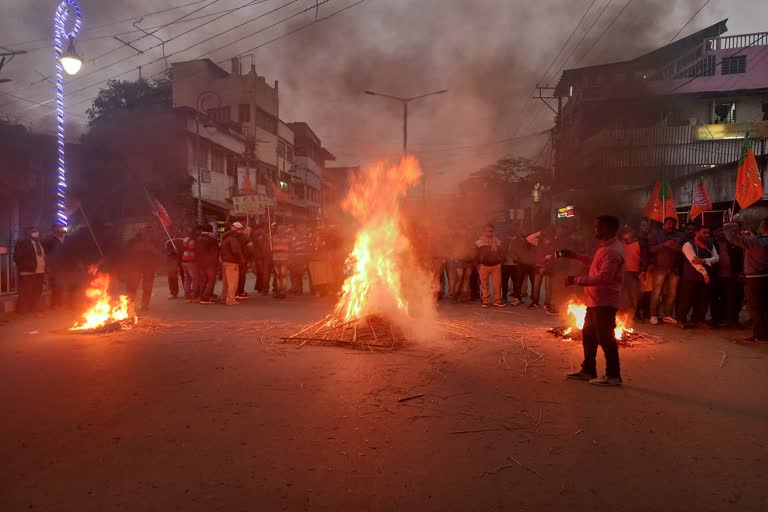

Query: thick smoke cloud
left=1, top=0, right=731, bottom=188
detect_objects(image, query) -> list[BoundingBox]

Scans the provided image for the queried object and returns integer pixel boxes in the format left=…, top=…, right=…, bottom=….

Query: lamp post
left=53, top=0, right=83, bottom=227
left=364, top=89, right=447, bottom=158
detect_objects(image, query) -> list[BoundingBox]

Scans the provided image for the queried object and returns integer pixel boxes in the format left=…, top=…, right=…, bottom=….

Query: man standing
left=163, top=235, right=184, bottom=300
left=475, top=223, right=505, bottom=308
left=677, top=225, right=718, bottom=329
left=234, top=222, right=253, bottom=300
left=271, top=225, right=292, bottom=299
left=527, top=225, right=561, bottom=314
left=195, top=225, right=220, bottom=305
left=252, top=225, right=272, bottom=296
left=620, top=227, right=646, bottom=318
left=220, top=223, right=245, bottom=306
left=14, top=228, right=46, bottom=314
left=711, top=228, right=743, bottom=328
left=648, top=216, right=685, bottom=325
left=500, top=226, right=519, bottom=305
left=42, top=223, right=67, bottom=309
left=724, top=217, right=768, bottom=342
left=564, top=215, right=625, bottom=386
left=182, top=227, right=200, bottom=302
left=124, top=228, right=156, bottom=312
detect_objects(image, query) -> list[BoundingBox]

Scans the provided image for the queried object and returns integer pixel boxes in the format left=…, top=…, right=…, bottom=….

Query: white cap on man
left=232, top=222, right=244, bottom=230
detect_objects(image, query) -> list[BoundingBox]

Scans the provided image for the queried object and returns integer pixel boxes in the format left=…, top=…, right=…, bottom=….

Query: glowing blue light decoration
left=53, top=0, right=82, bottom=227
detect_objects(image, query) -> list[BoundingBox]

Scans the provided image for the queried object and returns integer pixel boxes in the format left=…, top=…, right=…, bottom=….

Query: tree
left=77, top=79, right=192, bottom=234
left=86, top=78, right=171, bottom=126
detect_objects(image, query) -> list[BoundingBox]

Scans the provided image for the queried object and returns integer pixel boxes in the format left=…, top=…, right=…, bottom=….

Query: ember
left=70, top=266, right=137, bottom=333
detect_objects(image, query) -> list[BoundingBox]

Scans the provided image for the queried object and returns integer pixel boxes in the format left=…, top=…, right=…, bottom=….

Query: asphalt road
left=1, top=280, right=766, bottom=511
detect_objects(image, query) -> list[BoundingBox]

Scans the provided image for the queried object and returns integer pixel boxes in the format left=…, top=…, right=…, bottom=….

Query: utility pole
left=364, top=88, right=447, bottom=198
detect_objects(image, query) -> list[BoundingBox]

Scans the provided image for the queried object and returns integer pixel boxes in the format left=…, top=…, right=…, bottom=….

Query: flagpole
left=78, top=205, right=104, bottom=257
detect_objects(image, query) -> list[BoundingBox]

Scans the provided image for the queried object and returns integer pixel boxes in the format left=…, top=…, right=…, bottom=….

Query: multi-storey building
left=287, top=122, right=336, bottom=222
left=553, top=19, right=768, bottom=223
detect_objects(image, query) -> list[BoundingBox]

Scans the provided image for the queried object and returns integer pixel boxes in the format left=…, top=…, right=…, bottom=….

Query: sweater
left=574, top=238, right=625, bottom=308
left=723, top=223, right=768, bottom=277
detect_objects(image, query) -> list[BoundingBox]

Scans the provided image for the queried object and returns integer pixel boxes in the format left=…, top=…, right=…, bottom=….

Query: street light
left=364, top=89, right=447, bottom=157
left=53, top=0, right=83, bottom=227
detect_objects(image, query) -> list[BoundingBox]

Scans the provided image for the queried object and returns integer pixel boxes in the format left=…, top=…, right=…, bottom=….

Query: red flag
left=153, top=199, right=173, bottom=227
left=735, top=138, right=764, bottom=209
left=242, top=172, right=254, bottom=195
left=644, top=178, right=676, bottom=223
left=688, top=182, right=712, bottom=221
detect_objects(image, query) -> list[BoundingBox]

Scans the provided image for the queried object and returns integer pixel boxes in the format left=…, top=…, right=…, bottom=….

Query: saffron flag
left=688, top=182, right=712, bottom=221
left=269, top=179, right=290, bottom=201
left=735, top=137, right=764, bottom=209
left=644, top=178, right=676, bottom=223
left=144, top=190, right=173, bottom=227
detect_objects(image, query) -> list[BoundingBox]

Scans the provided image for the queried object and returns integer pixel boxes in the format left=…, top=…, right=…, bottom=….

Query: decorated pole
left=53, top=0, right=83, bottom=228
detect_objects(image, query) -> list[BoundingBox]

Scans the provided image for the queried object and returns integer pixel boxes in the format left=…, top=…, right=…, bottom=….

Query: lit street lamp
left=364, top=89, right=447, bottom=158
left=53, top=0, right=83, bottom=227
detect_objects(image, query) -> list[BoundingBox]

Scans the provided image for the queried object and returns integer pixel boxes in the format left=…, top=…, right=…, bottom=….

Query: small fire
left=327, top=156, right=431, bottom=328
left=565, top=300, right=634, bottom=340
left=70, top=266, right=136, bottom=331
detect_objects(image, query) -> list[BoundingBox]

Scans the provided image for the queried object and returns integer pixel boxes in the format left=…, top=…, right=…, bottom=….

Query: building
left=176, top=107, right=247, bottom=220
left=553, top=19, right=768, bottom=224
left=322, top=166, right=360, bottom=222
left=287, top=122, right=337, bottom=223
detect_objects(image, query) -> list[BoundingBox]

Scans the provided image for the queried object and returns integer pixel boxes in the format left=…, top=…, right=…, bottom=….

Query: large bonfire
left=287, top=156, right=438, bottom=349
left=70, top=266, right=136, bottom=332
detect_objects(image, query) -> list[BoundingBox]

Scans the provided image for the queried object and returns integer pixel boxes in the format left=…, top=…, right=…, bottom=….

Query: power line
left=577, top=0, right=636, bottom=63
left=2, top=0, right=210, bottom=48
left=18, top=0, right=373, bottom=122
left=667, top=0, right=711, bottom=44
left=1, top=0, right=286, bottom=112
left=556, top=0, right=615, bottom=75
left=541, top=0, right=601, bottom=84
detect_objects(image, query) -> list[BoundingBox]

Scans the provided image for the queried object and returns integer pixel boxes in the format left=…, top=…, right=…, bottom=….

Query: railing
left=707, top=32, right=768, bottom=51
left=0, top=247, right=16, bottom=296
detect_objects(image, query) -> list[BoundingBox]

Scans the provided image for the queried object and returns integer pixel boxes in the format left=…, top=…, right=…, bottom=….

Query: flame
left=70, top=266, right=136, bottom=331
left=565, top=300, right=634, bottom=340
left=327, top=157, right=423, bottom=325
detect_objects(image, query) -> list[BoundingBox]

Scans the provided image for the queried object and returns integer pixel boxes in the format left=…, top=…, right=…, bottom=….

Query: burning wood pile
left=284, top=157, right=436, bottom=350
left=70, top=266, right=137, bottom=334
left=548, top=301, right=642, bottom=346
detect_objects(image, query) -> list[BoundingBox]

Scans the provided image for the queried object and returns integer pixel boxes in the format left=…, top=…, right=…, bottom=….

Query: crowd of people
left=162, top=222, right=345, bottom=307
left=11, top=211, right=768, bottom=346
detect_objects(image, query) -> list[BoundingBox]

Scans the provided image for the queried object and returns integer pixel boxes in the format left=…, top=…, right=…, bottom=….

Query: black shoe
left=567, top=370, right=597, bottom=381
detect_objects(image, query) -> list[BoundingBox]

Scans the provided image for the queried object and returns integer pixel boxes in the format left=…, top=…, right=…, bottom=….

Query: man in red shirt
left=563, top=215, right=625, bottom=386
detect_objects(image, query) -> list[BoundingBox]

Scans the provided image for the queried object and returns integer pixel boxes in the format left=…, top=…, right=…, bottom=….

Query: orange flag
left=735, top=138, right=764, bottom=209
left=689, top=182, right=712, bottom=221
left=644, top=178, right=676, bottom=223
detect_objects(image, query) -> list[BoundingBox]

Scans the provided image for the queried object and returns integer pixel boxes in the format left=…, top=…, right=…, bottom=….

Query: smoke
left=0, top=0, right=734, bottom=188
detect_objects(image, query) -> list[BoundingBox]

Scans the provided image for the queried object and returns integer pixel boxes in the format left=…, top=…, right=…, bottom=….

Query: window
left=287, top=147, right=294, bottom=163
left=687, top=55, right=716, bottom=77
left=200, top=169, right=212, bottom=184
left=278, top=141, right=286, bottom=158
left=206, top=106, right=231, bottom=122
left=211, top=148, right=225, bottom=173
left=254, top=108, right=277, bottom=134
left=713, top=102, right=736, bottom=124
left=238, top=104, right=251, bottom=123
left=722, top=55, right=746, bottom=75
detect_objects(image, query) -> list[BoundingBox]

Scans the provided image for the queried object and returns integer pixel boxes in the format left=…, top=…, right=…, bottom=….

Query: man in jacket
left=724, top=217, right=768, bottom=342
left=564, top=215, right=625, bottom=386
left=648, top=216, right=686, bottom=324
left=14, top=227, right=46, bottom=314
left=234, top=222, right=254, bottom=300
left=677, top=225, right=719, bottom=329
left=124, top=229, right=156, bottom=312
left=509, top=231, right=537, bottom=305
left=220, top=223, right=245, bottom=306
left=42, top=223, right=66, bottom=309
left=195, top=224, right=220, bottom=304
left=711, top=228, right=743, bottom=328
left=527, top=225, right=561, bottom=314
left=476, top=224, right=505, bottom=308
left=181, top=226, right=200, bottom=302
left=252, top=225, right=272, bottom=296
left=163, top=236, right=184, bottom=300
